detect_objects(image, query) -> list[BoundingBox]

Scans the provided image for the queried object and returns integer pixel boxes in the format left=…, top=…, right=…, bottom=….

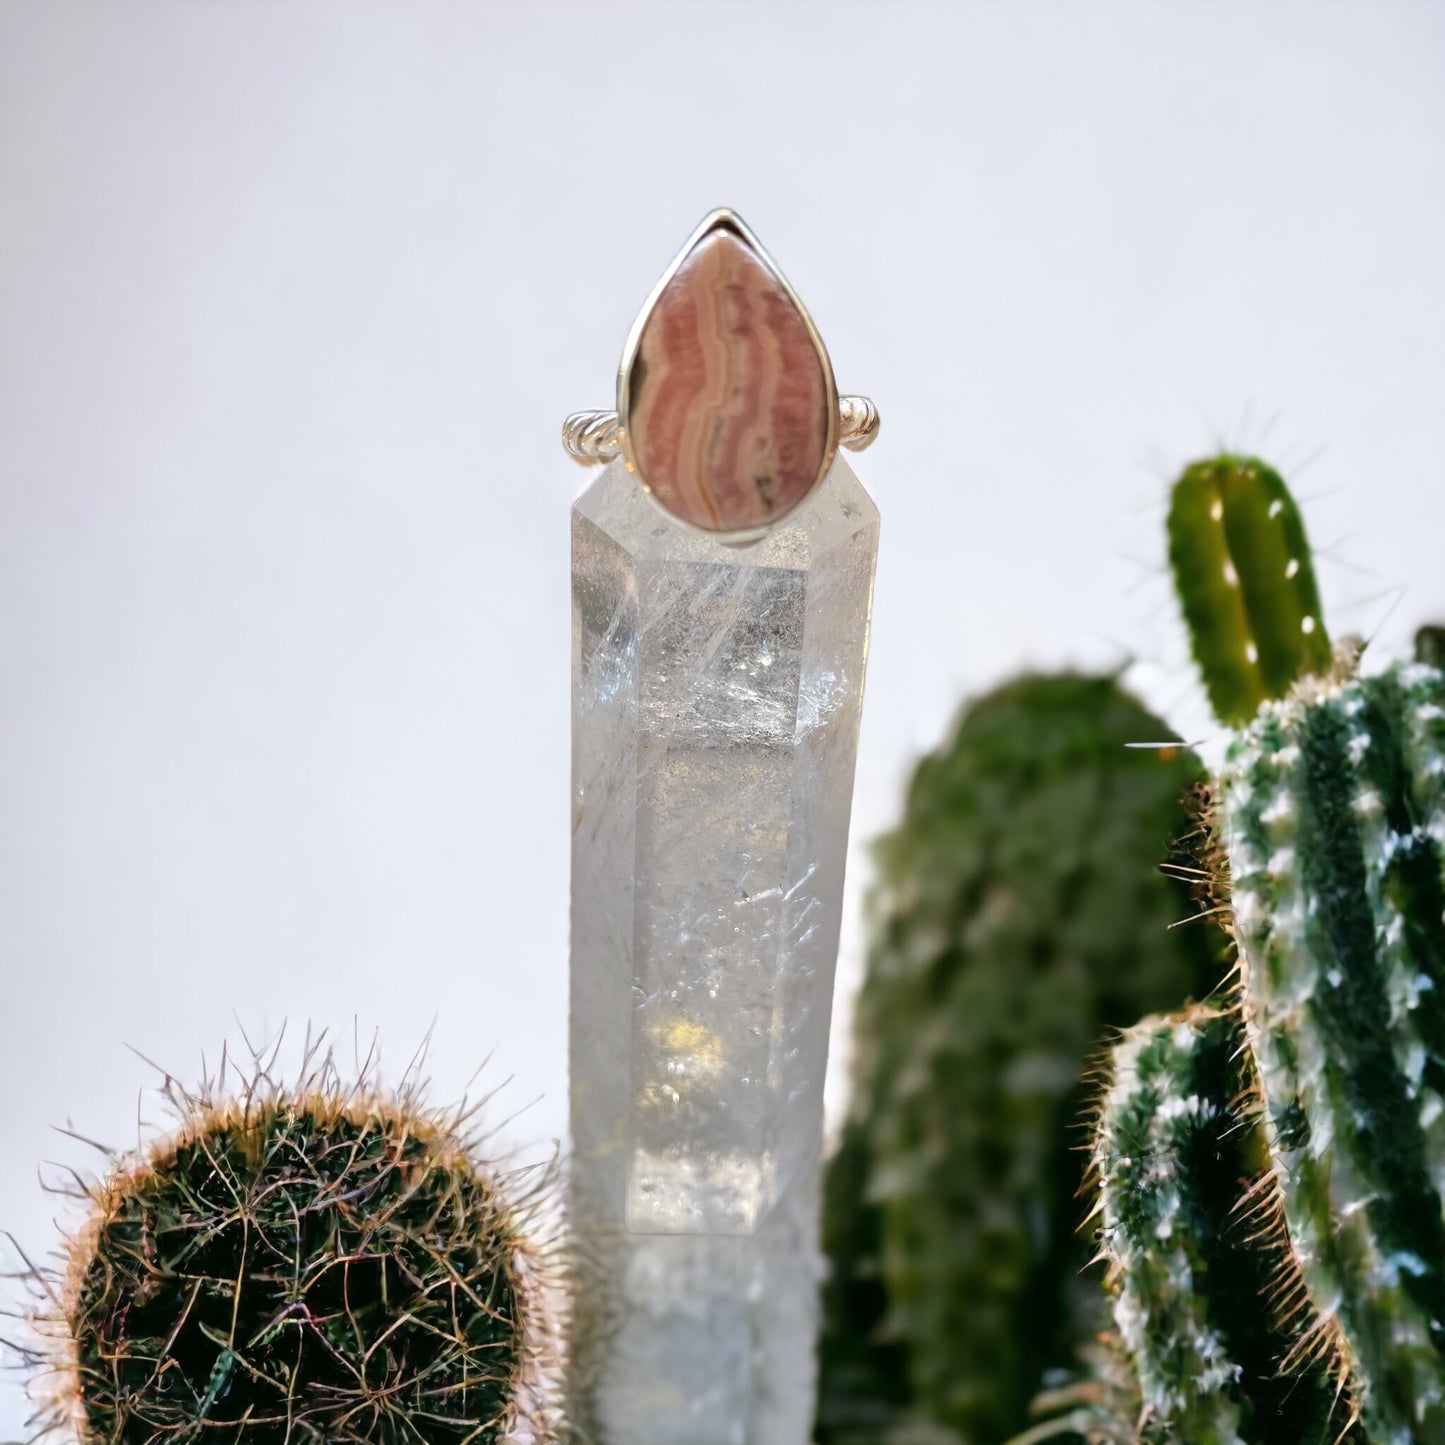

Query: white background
left=3, top=1, right=1444, bottom=1432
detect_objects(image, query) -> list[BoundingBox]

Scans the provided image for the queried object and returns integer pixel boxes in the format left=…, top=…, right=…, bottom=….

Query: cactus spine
left=817, top=674, right=1221, bottom=1445
left=1076, top=455, right=1445, bottom=1445
left=14, top=1046, right=559, bottom=1445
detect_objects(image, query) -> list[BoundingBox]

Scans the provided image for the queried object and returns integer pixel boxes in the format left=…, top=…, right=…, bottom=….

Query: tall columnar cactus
left=816, top=674, right=1223, bottom=1445
left=1068, top=455, right=1445, bottom=1445
left=11, top=1046, right=559, bottom=1445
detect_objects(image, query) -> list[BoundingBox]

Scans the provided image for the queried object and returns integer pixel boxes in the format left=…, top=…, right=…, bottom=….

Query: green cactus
left=1222, top=657, right=1445, bottom=1444
left=1061, top=455, right=1445, bottom=1445
left=1088, top=1007, right=1360, bottom=1445
left=1418, top=626, right=1445, bottom=669
left=816, top=673, right=1223, bottom=1445
left=1167, top=455, right=1333, bottom=727
left=13, top=1048, right=558, bottom=1445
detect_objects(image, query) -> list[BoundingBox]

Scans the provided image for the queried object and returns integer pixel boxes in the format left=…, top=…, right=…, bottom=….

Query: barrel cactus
left=11, top=1046, right=559, bottom=1445
left=1047, top=456, right=1445, bottom=1445
left=816, top=673, right=1223, bottom=1445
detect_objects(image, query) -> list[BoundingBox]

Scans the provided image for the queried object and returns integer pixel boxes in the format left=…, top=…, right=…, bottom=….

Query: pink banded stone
left=625, top=226, right=832, bottom=534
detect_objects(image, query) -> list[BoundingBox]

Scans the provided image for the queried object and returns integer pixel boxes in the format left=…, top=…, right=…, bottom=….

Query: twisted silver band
left=562, top=395, right=880, bottom=466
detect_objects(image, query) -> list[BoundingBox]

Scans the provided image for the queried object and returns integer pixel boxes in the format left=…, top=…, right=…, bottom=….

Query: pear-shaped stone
left=625, top=224, right=833, bottom=534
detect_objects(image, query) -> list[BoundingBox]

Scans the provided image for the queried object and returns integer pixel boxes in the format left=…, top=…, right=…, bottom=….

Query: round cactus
left=817, top=673, right=1223, bottom=1445
left=15, top=1048, right=558, bottom=1445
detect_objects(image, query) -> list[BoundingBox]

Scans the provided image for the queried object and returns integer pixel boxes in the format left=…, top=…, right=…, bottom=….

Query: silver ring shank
left=562, top=396, right=880, bottom=466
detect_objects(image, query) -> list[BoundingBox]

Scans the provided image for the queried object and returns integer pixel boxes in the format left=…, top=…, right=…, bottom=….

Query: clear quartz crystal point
left=569, top=453, right=878, bottom=1445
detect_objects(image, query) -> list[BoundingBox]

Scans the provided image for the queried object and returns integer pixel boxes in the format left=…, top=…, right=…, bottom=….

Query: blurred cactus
left=1418, top=625, right=1445, bottom=669
left=11, top=1043, right=559, bottom=1445
left=1048, top=455, right=1445, bottom=1445
left=816, top=674, right=1223, bottom=1445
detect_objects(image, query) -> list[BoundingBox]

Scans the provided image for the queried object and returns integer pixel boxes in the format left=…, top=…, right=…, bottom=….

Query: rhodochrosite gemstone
left=625, top=225, right=833, bottom=534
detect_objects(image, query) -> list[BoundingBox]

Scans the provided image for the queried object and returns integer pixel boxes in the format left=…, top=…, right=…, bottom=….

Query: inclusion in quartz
left=569, top=451, right=878, bottom=1445
left=621, top=211, right=837, bottom=536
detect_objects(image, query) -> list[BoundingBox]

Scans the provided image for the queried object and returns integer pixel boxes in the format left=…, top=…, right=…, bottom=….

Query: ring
left=562, top=208, right=879, bottom=539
